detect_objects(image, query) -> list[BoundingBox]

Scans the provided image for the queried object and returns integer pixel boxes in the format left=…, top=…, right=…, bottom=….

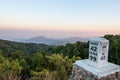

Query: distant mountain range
left=15, top=36, right=88, bottom=45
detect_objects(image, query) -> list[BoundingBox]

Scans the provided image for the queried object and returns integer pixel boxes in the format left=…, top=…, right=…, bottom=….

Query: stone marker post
left=70, top=37, right=120, bottom=80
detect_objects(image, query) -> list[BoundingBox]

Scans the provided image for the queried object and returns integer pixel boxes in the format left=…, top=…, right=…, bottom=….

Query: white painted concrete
left=89, top=37, right=109, bottom=67
left=75, top=59, right=120, bottom=78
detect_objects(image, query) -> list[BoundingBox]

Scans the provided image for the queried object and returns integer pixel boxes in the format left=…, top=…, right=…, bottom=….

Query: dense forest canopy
left=0, top=34, right=120, bottom=80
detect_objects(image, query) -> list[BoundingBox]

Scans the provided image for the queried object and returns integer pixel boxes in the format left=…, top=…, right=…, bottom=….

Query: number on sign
left=90, top=46, right=97, bottom=52
left=90, top=56, right=97, bottom=62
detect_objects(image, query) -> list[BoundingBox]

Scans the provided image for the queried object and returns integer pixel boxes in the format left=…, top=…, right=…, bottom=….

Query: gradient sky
left=0, top=0, right=120, bottom=40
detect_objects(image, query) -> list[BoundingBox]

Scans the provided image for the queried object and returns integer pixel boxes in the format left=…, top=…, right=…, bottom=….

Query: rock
left=70, top=64, right=120, bottom=80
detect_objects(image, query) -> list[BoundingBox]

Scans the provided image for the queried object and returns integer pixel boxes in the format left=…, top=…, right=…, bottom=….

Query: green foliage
left=29, top=54, right=80, bottom=80
left=19, top=59, right=31, bottom=79
left=104, top=34, right=120, bottom=65
left=0, top=39, right=50, bottom=55
left=0, top=56, right=22, bottom=80
left=29, top=69, right=57, bottom=80
left=0, top=34, right=120, bottom=80
left=47, top=41, right=89, bottom=59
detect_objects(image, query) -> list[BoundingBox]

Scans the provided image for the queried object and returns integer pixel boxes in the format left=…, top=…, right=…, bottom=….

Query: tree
left=0, top=56, right=22, bottom=80
left=19, top=59, right=30, bottom=80
left=104, top=35, right=120, bottom=65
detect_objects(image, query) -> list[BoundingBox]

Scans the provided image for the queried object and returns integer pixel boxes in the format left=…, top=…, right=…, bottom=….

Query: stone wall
left=69, top=64, right=120, bottom=80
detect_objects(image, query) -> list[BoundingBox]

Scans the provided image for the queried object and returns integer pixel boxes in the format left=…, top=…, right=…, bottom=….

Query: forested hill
left=0, top=38, right=89, bottom=59
left=0, top=38, right=82, bottom=80
left=0, top=39, right=51, bottom=55
left=0, top=34, right=120, bottom=80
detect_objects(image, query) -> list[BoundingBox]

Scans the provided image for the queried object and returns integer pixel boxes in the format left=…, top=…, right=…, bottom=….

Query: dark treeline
left=0, top=39, right=50, bottom=55
left=104, top=35, right=120, bottom=65
left=0, top=34, right=120, bottom=80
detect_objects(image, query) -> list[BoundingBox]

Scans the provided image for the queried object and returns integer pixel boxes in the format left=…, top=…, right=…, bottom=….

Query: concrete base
left=75, top=59, right=120, bottom=78
left=70, top=60, right=120, bottom=80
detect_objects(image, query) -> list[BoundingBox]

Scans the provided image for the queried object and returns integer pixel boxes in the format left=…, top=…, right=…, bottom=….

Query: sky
left=0, top=0, right=120, bottom=40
